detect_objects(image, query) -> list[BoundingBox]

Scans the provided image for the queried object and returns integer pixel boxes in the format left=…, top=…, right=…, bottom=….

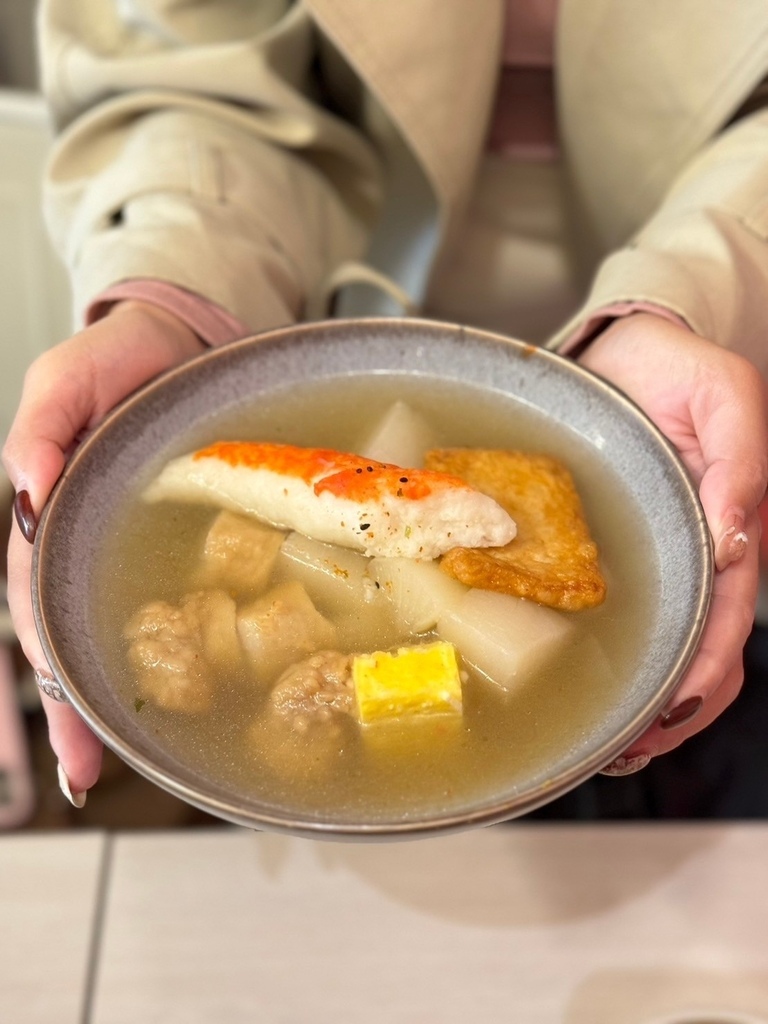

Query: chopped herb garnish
left=134, top=697, right=147, bottom=713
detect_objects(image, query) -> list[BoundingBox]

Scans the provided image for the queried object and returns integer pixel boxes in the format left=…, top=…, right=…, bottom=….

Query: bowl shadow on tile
left=252, top=823, right=719, bottom=928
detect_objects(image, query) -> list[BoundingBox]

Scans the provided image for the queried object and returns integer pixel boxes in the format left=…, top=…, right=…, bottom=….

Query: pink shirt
left=86, top=279, right=251, bottom=346
left=487, top=0, right=687, bottom=347
left=488, top=0, right=559, bottom=160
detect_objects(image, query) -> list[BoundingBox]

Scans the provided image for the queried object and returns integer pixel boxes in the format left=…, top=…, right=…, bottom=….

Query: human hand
left=2, top=302, right=206, bottom=804
left=577, top=312, right=768, bottom=772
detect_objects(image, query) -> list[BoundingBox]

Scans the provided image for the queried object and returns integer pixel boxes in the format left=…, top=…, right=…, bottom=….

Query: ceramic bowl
left=32, top=318, right=712, bottom=838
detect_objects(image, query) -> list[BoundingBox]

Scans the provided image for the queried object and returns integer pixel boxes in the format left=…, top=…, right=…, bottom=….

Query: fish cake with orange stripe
left=144, top=441, right=517, bottom=561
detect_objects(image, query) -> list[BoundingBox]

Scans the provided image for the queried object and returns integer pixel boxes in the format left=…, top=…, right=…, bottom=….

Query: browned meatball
left=269, top=649, right=355, bottom=734
left=125, top=589, right=240, bottom=712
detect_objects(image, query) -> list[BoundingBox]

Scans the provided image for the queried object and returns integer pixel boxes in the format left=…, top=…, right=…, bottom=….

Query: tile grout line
left=80, top=832, right=115, bottom=1024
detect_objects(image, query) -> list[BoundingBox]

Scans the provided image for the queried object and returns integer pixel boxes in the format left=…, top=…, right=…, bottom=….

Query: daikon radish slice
left=369, top=556, right=467, bottom=633
left=357, top=401, right=439, bottom=468
left=437, top=589, right=575, bottom=692
left=276, top=532, right=383, bottom=612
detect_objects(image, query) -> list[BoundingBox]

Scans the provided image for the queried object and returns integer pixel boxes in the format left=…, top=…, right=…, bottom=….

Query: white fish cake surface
left=143, top=443, right=516, bottom=560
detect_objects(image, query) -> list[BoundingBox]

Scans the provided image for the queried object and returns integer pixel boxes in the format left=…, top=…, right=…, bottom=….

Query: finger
left=7, top=525, right=42, bottom=671
left=8, top=528, right=104, bottom=797
left=4, top=305, right=203, bottom=803
left=614, top=660, right=743, bottom=765
left=692, top=360, right=768, bottom=569
left=2, top=305, right=205, bottom=515
left=606, top=511, right=758, bottom=765
left=3, top=339, right=111, bottom=513
left=43, top=696, right=104, bottom=797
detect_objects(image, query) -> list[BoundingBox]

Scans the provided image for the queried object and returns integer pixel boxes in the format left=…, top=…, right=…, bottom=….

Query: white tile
left=92, top=824, right=768, bottom=1024
left=0, top=831, right=106, bottom=1024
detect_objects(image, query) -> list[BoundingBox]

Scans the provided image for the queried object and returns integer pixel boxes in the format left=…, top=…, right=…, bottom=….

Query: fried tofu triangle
left=423, top=449, right=607, bottom=611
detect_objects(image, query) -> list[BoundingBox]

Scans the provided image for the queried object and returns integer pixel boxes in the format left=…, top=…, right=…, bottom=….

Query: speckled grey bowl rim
left=32, top=317, right=713, bottom=839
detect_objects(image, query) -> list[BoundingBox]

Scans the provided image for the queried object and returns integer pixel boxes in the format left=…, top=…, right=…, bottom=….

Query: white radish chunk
left=357, top=401, right=439, bottom=468
left=369, top=556, right=467, bottom=634
left=436, top=589, right=575, bottom=693
left=276, top=533, right=384, bottom=613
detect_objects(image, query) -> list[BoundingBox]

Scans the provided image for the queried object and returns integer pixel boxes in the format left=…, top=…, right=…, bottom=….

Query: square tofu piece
left=200, top=510, right=284, bottom=595
left=352, top=642, right=463, bottom=725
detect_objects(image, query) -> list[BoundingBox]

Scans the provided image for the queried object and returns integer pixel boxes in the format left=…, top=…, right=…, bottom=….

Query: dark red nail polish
left=13, top=490, right=37, bottom=544
left=660, top=695, right=704, bottom=730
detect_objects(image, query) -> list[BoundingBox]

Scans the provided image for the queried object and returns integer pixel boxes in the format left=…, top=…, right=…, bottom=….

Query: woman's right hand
left=2, top=301, right=207, bottom=804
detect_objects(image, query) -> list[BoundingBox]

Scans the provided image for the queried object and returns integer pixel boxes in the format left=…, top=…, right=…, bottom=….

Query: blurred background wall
left=0, top=1, right=37, bottom=90
left=0, top=0, right=71, bottom=443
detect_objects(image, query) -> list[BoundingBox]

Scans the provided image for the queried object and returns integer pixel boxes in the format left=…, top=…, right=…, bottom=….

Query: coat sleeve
left=549, top=108, right=768, bottom=374
left=38, top=0, right=383, bottom=332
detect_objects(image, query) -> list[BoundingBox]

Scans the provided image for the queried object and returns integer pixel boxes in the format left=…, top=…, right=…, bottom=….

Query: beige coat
left=39, top=0, right=768, bottom=367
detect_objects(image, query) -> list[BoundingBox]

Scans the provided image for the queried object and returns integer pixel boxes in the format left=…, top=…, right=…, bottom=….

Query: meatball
left=248, top=650, right=355, bottom=781
left=269, top=650, right=355, bottom=734
left=125, top=589, right=240, bottom=712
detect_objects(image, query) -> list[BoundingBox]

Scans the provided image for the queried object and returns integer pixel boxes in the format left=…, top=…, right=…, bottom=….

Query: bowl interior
left=32, top=318, right=712, bottom=838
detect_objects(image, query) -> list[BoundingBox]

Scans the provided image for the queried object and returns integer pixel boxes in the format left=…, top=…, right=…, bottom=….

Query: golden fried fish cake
left=423, top=448, right=607, bottom=611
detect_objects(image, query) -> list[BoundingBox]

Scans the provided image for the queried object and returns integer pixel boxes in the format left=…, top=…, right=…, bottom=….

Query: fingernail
left=57, top=762, right=87, bottom=809
left=715, top=514, right=748, bottom=571
left=599, top=753, right=651, bottom=777
left=659, top=694, right=704, bottom=730
left=13, top=490, right=37, bottom=544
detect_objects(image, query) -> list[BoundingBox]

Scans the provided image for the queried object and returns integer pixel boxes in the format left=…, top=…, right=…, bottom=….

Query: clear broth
left=95, top=374, right=657, bottom=824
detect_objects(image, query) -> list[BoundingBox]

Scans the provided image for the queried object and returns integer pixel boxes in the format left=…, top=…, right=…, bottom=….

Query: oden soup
left=94, top=374, right=656, bottom=824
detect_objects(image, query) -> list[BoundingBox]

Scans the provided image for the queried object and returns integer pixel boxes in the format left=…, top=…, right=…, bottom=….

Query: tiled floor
left=4, top=824, right=768, bottom=1023
left=0, top=831, right=104, bottom=1024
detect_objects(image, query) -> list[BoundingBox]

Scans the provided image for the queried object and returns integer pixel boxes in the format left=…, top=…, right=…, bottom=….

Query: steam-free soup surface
left=95, top=375, right=657, bottom=824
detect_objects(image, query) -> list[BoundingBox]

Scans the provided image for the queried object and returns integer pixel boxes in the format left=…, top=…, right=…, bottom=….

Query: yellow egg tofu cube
left=352, top=642, right=463, bottom=725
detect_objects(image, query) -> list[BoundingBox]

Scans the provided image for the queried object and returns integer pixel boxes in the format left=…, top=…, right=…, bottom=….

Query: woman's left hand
left=577, top=312, right=768, bottom=771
